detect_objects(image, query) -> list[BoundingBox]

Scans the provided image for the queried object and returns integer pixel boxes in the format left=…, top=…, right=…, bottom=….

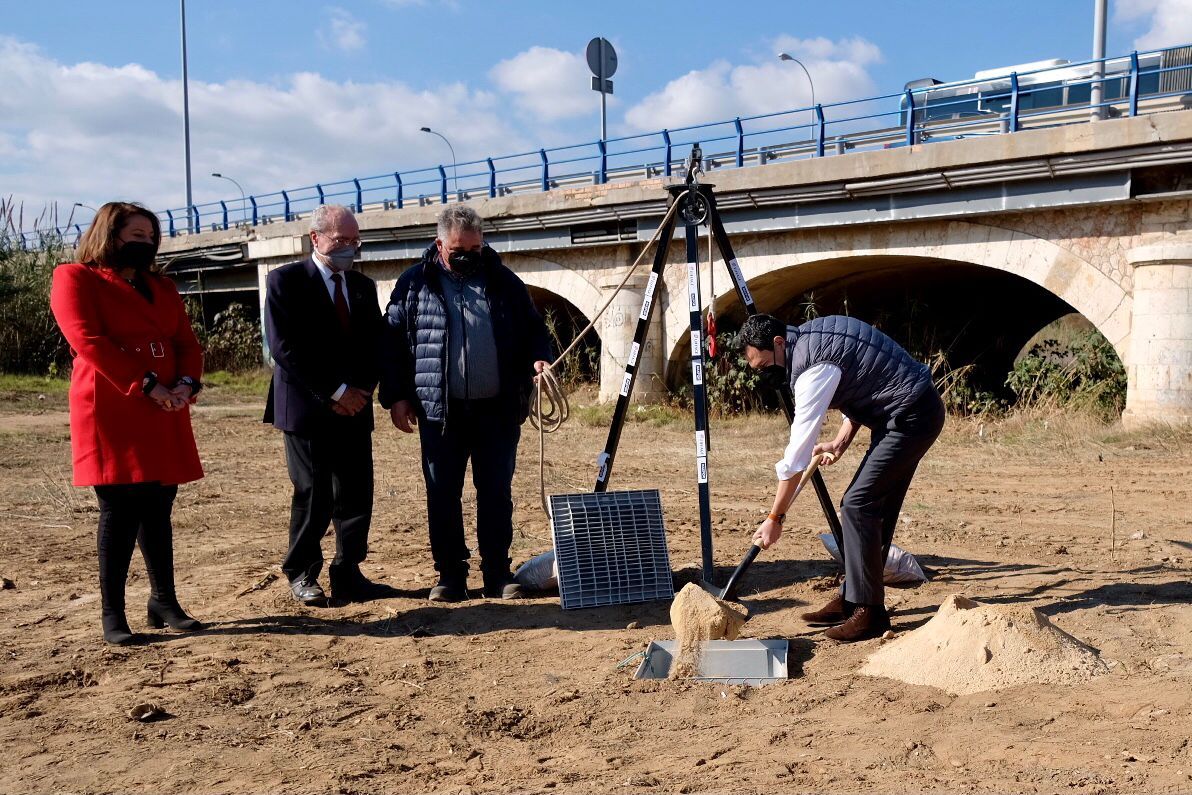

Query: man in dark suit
left=264, top=204, right=386, bottom=605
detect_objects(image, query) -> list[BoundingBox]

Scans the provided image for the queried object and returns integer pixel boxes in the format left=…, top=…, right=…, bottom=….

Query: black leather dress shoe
left=428, top=573, right=468, bottom=602
left=329, top=567, right=392, bottom=603
left=482, top=572, right=523, bottom=600
left=290, top=575, right=326, bottom=605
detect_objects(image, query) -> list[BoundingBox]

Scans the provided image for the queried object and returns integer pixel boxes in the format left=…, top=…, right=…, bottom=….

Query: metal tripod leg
left=682, top=204, right=715, bottom=582
left=592, top=191, right=681, bottom=492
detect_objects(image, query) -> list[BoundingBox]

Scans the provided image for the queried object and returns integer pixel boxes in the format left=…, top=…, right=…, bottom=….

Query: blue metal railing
left=11, top=44, right=1191, bottom=249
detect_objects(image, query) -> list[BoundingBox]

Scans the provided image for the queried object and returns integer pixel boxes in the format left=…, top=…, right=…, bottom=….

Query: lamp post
left=211, top=172, right=247, bottom=225
left=777, top=53, right=817, bottom=144
left=67, top=202, right=95, bottom=229
left=1090, top=0, right=1108, bottom=121
left=420, top=126, right=458, bottom=197
left=180, top=0, right=194, bottom=233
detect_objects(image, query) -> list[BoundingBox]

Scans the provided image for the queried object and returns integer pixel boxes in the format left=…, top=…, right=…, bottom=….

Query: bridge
left=129, top=49, right=1192, bottom=427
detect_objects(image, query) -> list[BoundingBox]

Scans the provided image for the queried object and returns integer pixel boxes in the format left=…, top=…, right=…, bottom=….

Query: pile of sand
left=668, top=583, right=749, bottom=678
left=862, top=594, right=1109, bottom=695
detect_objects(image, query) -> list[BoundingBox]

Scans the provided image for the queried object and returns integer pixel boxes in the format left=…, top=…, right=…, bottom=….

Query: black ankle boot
left=147, top=596, right=203, bottom=631
left=102, top=612, right=137, bottom=645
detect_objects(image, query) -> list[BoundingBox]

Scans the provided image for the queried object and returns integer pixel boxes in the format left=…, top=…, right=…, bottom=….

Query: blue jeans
left=418, top=398, right=521, bottom=579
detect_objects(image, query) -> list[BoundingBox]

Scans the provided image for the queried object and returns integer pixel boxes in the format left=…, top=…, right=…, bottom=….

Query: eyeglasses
left=316, top=232, right=361, bottom=248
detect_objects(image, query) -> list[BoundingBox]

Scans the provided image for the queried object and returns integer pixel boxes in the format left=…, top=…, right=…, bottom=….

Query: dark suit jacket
left=263, top=257, right=381, bottom=435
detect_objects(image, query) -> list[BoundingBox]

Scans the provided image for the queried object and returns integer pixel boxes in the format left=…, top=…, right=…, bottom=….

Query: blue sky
left=2, top=0, right=1189, bottom=228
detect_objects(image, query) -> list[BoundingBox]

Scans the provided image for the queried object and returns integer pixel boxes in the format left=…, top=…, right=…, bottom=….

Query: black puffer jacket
left=379, top=244, right=553, bottom=424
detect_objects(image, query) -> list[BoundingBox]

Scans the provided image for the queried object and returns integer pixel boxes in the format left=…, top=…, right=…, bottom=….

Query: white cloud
left=321, top=7, right=366, bottom=53
left=489, top=46, right=595, bottom=122
left=623, top=35, right=882, bottom=132
left=0, top=36, right=525, bottom=224
left=1116, top=0, right=1192, bottom=50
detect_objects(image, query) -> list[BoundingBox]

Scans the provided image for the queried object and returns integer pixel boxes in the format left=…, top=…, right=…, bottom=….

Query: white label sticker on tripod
left=695, top=431, right=706, bottom=457
left=639, top=272, right=658, bottom=320
left=729, top=259, right=753, bottom=306
left=696, top=456, right=708, bottom=484
left=690, top=330, right=701, bottom=353
left=691, top=359, right=703, bottom=385
left=620, top=373, right=633, bottom=397
left=596, top=452, right=610, bottom=482
left=628, top=341, right=640, bottom=367
left=687, top=262, right=699, bottom=311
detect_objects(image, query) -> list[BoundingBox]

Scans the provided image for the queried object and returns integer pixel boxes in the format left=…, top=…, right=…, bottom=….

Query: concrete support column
left=1122, top=243, right=1192, bottom=428
left=598, top=274, right=665, bottom=403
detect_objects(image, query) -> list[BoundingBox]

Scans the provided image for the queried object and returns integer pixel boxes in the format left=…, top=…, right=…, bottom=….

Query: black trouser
left=94, top=482, right=180, bottom=618
left=418, top=398, right=521, bottom=580
left=839, top=389, right=945, bottom=606
left=281, top=425, right=373, bottom=583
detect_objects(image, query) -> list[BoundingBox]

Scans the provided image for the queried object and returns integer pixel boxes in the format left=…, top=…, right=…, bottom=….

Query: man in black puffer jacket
left=737, top=313, right=945, bottom=642
left=380, top=206, right=552, bottom=602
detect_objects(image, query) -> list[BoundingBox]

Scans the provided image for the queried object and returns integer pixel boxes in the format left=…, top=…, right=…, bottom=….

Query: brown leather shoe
left=824, top=604, right=891, bottom=642
left=800, top=593, right=848, bottom=625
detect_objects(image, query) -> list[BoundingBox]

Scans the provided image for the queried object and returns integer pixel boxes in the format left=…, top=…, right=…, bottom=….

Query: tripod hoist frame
left=590, top=145, right=847, bottom=592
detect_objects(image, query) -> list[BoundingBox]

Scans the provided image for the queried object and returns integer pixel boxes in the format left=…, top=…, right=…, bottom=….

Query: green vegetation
left=1006, top=331, right=1126, bottom=419
left=188, top=301, right=264, bottom=374
left=0, top=228, right=69, bottom=376
left=201, top=369, right=272, bottom=399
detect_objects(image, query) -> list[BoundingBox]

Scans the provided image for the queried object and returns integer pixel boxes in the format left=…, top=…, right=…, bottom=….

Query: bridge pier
left=1123, top=243, right=1192, bottom=428
left=598, top=275, right=665, bottom=403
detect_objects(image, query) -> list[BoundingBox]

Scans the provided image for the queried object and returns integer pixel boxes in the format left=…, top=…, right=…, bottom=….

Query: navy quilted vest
left=786, top=315, right=934, bottom=429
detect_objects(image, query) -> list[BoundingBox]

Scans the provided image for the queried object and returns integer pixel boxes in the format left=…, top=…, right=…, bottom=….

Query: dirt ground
left=1, top=389, right=1190, bottom=794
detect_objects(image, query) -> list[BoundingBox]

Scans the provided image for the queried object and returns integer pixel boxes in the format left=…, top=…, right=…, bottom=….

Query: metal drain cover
left=550, top=489, right=674, bottom=610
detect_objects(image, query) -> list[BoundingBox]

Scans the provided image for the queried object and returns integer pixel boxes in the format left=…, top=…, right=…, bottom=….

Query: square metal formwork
left=634, top=639, right=789, bottom=685
left=549, top=489, right=674, bottom=610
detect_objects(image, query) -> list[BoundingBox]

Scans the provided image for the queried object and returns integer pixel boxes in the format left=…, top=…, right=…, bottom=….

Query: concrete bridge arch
left=659, top=220, right=1133, bottom=389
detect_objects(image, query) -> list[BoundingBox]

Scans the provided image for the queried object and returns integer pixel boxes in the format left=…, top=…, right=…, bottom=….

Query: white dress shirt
left=312, top=254, right=349, bottom=402
left=775, top=362, right=844, bottom=481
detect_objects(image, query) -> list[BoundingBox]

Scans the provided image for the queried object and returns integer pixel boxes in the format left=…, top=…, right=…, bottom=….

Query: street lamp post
left=420, top=126, right=459, bottom=198
left=777, top=53, right=817, bottom=145
left=1090, top=0, right=1108, bottom=121
left=211, top=173, right=247, bottom=225
left=180, top=0, right=194, bottom=233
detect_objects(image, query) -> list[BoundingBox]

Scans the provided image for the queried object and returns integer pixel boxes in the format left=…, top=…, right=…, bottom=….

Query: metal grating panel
left=550, top=489, right=674, bottom=610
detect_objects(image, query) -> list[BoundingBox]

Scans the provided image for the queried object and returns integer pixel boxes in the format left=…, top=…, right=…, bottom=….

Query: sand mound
left=668, top=583, right=749, bottom=678
left=861, top=594, right=1109, bottom=695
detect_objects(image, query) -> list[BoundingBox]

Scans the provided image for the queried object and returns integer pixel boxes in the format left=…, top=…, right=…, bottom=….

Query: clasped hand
left=332, top=386, right=372, bottom=417
left=148, top=383, right=193, bottom=412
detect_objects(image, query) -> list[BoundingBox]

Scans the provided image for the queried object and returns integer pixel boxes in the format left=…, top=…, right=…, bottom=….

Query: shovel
left=710, top=452, right=834, bottom=601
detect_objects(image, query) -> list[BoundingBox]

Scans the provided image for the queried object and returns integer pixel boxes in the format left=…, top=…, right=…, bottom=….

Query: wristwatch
left=178, top=376, right=203, bottom=396
left=141, top=371, right=159, bottom=395
left=767, top=512, right=786, bottom=524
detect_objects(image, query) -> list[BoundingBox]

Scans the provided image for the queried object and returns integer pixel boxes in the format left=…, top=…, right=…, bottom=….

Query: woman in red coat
left=50, top=202, right=205, bottom=645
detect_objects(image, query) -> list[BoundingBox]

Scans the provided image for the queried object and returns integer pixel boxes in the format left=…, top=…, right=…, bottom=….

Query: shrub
left=189, top=302, right=263, bottom=373
left=1006, top=331, right=1126, bottom=418
left=541, top=307, right=599, bottom=387
left=0, top=232, right=69, bottom=375
left=703, top=330, right=767, bottom=416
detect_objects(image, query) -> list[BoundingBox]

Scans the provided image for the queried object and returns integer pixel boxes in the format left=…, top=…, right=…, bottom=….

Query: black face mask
left=758, top=363, right=788, bottom=389
left=447, top=250, right=482, bottom=276
left=113, top=241, right=157, bottom=272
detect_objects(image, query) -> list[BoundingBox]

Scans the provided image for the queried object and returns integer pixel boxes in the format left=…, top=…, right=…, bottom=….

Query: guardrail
left=11, top=43, right=1192, bottom=249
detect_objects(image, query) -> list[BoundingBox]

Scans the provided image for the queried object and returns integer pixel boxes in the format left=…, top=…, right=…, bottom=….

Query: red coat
left=50, top=262, right=204, bottom=487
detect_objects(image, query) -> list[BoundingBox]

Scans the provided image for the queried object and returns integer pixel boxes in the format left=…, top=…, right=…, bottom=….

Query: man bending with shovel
left=737, top=313, right=945, bottom=642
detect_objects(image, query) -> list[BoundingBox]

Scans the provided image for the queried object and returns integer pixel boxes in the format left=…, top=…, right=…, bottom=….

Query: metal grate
left=550, top=489, right=674, bottom=610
